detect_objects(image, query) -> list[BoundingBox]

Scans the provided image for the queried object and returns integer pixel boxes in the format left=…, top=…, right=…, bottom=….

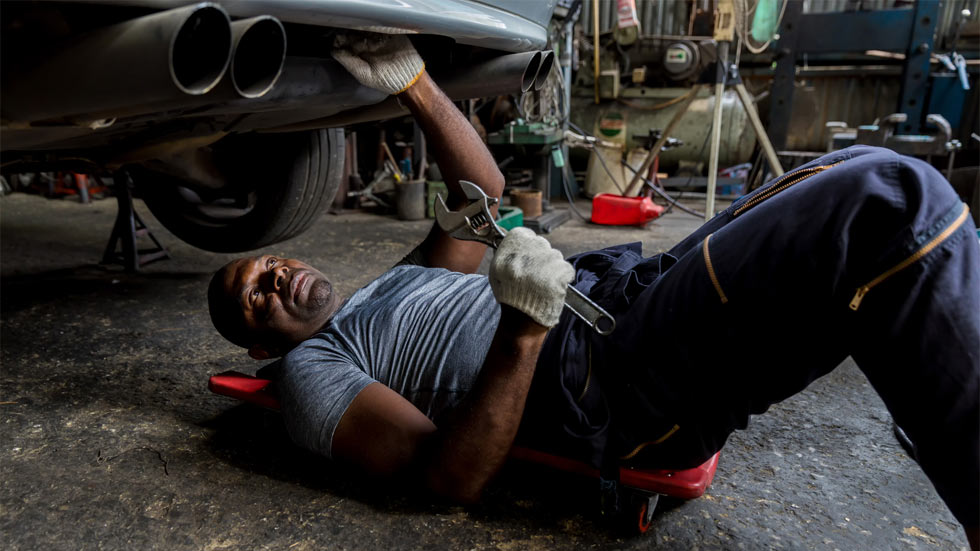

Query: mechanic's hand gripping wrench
left=435, top=181, right=616, bottom=335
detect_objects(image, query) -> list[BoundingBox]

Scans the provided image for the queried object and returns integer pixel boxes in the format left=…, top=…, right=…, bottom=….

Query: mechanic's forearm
left=423, top=306, right=547, bottom=502
left=399, top=71, right=504, bottom=206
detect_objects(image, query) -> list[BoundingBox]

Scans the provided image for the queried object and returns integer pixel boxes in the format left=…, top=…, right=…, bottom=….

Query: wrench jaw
left=459, top=180, right=491, bottom=201
left=433, top=193, right=463, bottom=234
left=434, top=182, right=507, bottom=248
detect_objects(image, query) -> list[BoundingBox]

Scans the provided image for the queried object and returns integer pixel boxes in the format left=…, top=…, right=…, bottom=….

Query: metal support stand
left=704, top=41, right=729, bottom=222
left=706, top=46, right=786, bottom=221
left=101, top=171, right=169, bottom=272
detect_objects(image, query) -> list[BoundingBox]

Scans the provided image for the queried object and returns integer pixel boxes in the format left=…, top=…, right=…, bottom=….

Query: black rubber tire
left=137, top=128, right=344, bottom=253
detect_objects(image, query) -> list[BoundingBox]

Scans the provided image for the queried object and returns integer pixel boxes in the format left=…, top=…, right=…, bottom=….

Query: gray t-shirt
left=277, top=264, right=501, bottom=458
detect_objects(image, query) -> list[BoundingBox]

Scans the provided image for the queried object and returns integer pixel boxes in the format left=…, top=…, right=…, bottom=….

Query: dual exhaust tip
left=177, top=2, right=554, bottom=100
left=176, top=4, right=553, bottom=102
left=171, top=4, right=286, bottom=99
left=519, top=50, right=557, bottom=94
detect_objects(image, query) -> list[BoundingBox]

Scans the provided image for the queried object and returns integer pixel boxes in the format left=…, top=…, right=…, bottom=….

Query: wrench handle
left=564, top=284, right=616, bottom=336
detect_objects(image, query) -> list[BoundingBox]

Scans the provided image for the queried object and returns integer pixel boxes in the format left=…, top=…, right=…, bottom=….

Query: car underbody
left=1, top=0, right=557, bottom=251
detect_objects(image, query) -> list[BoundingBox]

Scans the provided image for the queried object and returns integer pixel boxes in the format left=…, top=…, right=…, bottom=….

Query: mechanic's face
left=222, top=255, right=339, bottom=358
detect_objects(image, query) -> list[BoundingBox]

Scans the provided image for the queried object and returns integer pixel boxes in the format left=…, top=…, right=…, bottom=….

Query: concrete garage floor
left=0, top=192, right=968, bottom=550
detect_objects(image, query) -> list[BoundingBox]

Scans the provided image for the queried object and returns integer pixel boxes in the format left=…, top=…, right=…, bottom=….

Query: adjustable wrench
left=434, top=181, right=616, bottom=335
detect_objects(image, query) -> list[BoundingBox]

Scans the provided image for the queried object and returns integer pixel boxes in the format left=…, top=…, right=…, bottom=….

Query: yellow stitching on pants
left=703, top=234, right=729, bottom=304
left=620, top=425, right=681, bottom=460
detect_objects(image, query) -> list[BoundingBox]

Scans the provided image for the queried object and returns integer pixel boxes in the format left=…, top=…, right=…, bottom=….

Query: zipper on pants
left=849, top=202, right=971, bottom=311
left=734, top=161, right=843, bottom=217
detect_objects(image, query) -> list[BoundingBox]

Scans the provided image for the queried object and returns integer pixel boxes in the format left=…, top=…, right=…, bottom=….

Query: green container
left=426, top=180, right=448, bottom=218
left=497, top=206, right=523, bottom=231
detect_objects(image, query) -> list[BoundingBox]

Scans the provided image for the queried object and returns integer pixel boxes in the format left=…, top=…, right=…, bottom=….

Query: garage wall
left=580, top=0, right=979, bottom=44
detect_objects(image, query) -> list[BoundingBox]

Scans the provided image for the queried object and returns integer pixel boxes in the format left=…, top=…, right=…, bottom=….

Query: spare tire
left=137, top=128, right=344, bottom=253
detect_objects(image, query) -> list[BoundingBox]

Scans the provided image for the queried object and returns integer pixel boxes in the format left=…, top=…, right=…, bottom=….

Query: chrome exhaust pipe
left=435, top=50, right=542, bottom=98
left=532, top=50, right=556, bottom=91
left=228, top=16, right=287, bottom=98
left=2, top=3, right=232, bottom=124
left=103, top=15, right=287, bottom=115
left=259, top=50, right=546, bottom=131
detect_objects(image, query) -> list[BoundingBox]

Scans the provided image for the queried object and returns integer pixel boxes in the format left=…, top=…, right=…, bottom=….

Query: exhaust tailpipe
left=228, top=16, right=287, bottom=98
left=532, top=50, right=556, bottom=91
left=435, top=50, right=542, bottom=99
left=2, top=3, right=232, bottom=124
left=260, top=50, right=546, bottom=131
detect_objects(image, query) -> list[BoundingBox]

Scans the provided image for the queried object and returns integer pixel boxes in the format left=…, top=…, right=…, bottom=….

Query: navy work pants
left=527, top=146, right=979, bottom=526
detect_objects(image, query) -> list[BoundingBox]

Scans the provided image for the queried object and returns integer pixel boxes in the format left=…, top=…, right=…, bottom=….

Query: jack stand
left=101, top=171, right=169, bottom=272
left=524, top=145, right=570, bottom=234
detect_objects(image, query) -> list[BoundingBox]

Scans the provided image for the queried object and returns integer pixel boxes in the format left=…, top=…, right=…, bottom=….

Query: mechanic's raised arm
left=332, top=33, right=504, bottom=274
left=331, top=229, right=574, bottom=501
left=397, top=72, right=504, bottom=273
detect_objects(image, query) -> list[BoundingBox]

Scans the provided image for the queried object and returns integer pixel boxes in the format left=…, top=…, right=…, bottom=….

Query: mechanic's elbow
left=484, top=173, right=505, bottom=202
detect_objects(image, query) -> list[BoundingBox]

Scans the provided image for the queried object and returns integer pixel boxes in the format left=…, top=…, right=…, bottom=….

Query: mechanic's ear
left=248, top=345, right=274, bottom=361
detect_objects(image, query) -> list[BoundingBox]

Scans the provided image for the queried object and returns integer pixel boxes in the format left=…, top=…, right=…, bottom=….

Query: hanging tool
left=434, top=180, right=616, bottom=335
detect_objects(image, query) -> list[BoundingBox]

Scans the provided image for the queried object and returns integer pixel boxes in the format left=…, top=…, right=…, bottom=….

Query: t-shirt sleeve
left=277, top=343, right=376, bottom=459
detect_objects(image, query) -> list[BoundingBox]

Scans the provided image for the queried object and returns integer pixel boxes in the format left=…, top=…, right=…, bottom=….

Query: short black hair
left=207, top=263, right=252, bottom=349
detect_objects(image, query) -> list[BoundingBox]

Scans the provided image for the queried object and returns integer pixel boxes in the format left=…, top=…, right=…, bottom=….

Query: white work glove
left=489, top=227, right=575, bottom=328
left=331, top=32, right=426, bottom=96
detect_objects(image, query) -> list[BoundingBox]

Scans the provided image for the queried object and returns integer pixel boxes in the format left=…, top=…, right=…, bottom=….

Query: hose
left=567, top=120, right=705, bottom=218
left=560, top=161, right=592, bottom=222
left=621, top=161, right=704, bottom=218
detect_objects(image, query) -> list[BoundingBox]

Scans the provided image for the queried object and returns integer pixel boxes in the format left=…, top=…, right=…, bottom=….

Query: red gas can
left=591, top=194, right=665, bottom=226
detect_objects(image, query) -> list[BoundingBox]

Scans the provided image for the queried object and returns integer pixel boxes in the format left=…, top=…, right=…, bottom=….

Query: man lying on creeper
left=207, top=33, right=980, bottom=548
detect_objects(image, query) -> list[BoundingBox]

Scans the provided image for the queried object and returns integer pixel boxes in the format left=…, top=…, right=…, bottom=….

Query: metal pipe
left=259, top=51, right=546, bottom=132
left=532, top=51, right=556, bottom=91
left=1, top=3, right=232, bottom=124
left=705, top=42, right=730, bottom=222
left=593, top=0, right=600, bottom=104
left=436, top=50, right=542, bottom=98
left=228, top=16, right=287, bottom=98
left=78, top=15, right=286, bottom=121
left=561, top=14, right=575, bottom=192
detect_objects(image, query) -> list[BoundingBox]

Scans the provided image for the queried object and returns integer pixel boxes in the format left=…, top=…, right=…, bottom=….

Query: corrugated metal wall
left=580, top=0, right=979, bottom=44
left=580, top=0, right=695, bottom=36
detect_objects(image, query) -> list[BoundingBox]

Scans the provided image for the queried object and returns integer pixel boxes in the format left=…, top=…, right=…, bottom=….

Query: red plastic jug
left=591, top=194, right=665, bottom=226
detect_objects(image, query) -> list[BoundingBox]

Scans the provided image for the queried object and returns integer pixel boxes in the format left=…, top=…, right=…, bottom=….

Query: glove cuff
left=393, top=61, right=425, bottom=94
left=379, top=57, right=425, bottom=96
left=497, top=286, right=564, bottom=328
